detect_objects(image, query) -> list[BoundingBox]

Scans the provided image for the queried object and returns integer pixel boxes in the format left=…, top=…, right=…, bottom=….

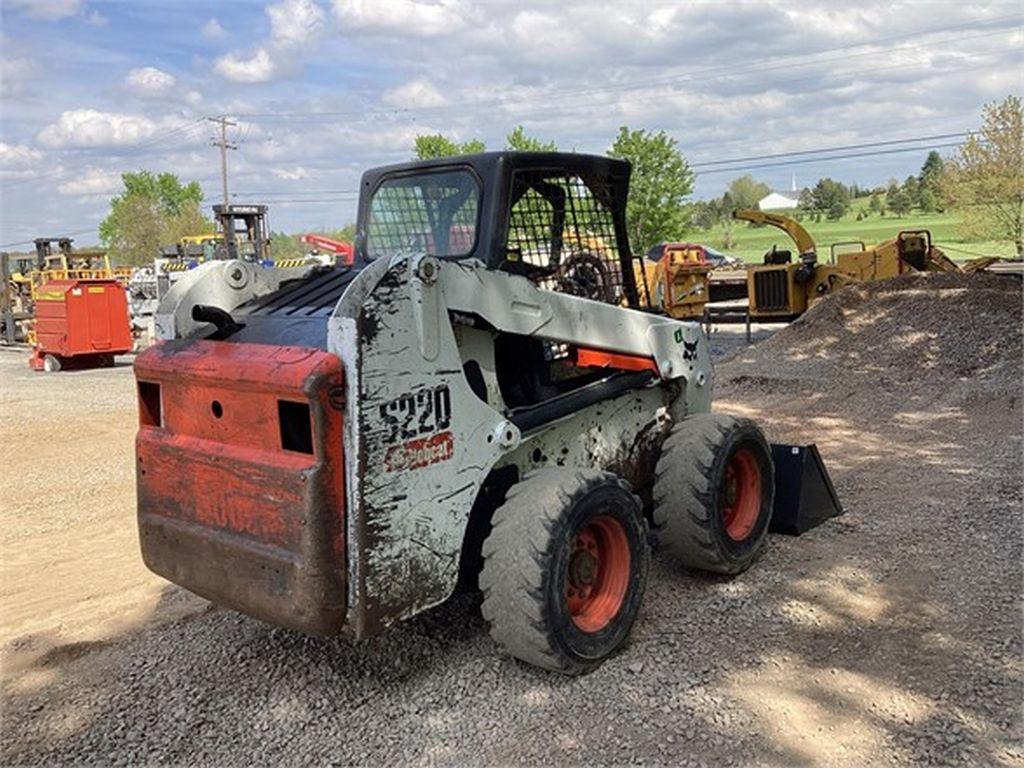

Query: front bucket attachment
left=769, top=443, right=843, bottom=536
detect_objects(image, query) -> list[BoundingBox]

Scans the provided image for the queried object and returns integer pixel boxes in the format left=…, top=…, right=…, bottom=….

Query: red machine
left=29, top=277, right=133, bottom=372
left=299, top=234, right=354, bottom=265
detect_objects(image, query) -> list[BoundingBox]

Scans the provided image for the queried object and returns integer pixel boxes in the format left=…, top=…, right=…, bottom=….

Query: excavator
left=733, top=210, right=971, bottom=320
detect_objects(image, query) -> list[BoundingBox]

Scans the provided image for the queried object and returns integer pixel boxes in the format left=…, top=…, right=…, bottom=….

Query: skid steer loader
left=134, top=152, right=783, bottom=675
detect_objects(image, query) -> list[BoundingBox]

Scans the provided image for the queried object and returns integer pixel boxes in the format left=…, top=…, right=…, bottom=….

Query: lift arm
left=300, top=234, right=354, bottom=265
left=733, top=209, right=816, bottom=257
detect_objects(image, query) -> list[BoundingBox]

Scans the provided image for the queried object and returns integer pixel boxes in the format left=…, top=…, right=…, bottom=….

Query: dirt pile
left=719, top=272, right=1022, bottom=407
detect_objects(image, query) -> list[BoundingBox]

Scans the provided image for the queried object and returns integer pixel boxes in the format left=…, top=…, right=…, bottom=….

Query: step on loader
left=135, top=152, right=798, bottom=674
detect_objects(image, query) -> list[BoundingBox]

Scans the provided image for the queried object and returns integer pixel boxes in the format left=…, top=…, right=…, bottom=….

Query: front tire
left=480, top=469, right=649, bottom=675
left=653, top=414, right=774, bottom=574
left=42, top=354, right=62, bottom=373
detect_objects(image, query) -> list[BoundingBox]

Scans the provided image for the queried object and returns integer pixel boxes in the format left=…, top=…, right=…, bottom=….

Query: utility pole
left=207, top=115, right=237, bottom=206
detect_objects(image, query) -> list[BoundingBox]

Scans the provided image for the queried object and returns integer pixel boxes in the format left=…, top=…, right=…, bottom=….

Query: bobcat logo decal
left=682, top=338, right=699, bottom=361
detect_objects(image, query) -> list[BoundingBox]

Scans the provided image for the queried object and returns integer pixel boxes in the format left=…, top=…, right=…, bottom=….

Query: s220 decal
left=378, top=384, right=452, bottom=444
left=378, top=384, right=455, bottom=471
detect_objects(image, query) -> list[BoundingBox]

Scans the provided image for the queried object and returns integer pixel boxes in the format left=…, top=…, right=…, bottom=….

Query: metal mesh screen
left=505, top=170, right=629, bottom=306
left=367, top=170, right=479, bottom=259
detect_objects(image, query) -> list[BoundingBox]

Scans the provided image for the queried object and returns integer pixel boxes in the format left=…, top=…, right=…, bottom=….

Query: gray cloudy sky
left=1, top=0, right=1021, bottom=246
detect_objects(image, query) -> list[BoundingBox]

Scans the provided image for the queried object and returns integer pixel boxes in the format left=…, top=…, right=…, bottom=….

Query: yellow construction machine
left=733, top=210, right=854, bottom=320
left=634, top=242, right=714, bottom=319
left=733, top=210, right=969, bottom=320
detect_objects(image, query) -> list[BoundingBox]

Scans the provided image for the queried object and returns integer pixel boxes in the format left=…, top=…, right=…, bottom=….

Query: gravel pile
left=719, top=272, right=1022, bottom=407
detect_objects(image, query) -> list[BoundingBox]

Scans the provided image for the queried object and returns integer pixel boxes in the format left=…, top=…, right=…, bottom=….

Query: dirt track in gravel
left=1, top=272, right=1021, bottom=766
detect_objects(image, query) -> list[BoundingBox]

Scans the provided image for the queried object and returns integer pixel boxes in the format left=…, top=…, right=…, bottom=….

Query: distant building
left=758, top=191, right=800, bottom=210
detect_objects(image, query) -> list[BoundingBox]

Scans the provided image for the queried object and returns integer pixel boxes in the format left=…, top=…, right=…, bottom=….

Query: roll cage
left=354, top=152, right=647, bottom=309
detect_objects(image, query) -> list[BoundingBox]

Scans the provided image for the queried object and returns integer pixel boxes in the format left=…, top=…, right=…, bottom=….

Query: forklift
left=212, top=204, right=271, bottom=264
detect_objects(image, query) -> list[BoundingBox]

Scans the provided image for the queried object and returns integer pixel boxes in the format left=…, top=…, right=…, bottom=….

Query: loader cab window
left=503, top=170, right=627, bottom=306
left=366, top=170, right=480, bottom=260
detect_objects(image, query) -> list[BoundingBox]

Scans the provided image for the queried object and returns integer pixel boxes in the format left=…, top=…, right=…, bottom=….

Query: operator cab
left=355, top=152, right=648, bottom=308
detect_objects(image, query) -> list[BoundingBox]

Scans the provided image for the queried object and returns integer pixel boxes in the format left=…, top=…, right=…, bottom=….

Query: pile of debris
left=719, top=272, right=1022, bottom=407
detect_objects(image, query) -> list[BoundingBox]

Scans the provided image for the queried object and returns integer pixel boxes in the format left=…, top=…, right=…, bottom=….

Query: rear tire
left=653, top=414, right=774, bottom=574
left=42, top=354, right=61, bottom=373
left=480, top=469, right=649, bottom=675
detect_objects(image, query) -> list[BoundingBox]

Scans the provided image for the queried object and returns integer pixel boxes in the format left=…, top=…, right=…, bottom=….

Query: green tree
left=918, top=188, right=938, bottom=213
left=269, top=231, right=303, bottom=260
left=727, top=174, right=770, bottom=211
left=412, top=134, right=486, bottom=159
left=942, top=95, right=1024, bottom=256
left=607, top=126, right=694, bottom=253
left=505, top=125, right=556, bottom=151
left=827, top=201, right=847, bottom=220
left=902, top=175, right=920, bottom=208
left=887, top=188, right=912, bottom=218
left=99, top=170, right=211, bottom=265
left=868, top=193, right=883, bottom=216
left=810, top=177, right=850, bottom=212
left=921, top=149, right=942, bottom=207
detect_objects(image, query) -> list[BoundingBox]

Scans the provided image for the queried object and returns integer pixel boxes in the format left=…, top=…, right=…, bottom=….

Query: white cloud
left=184, top=90, right=204, bottom=106
left=124, top=66, right=176, bottom=96
left=381, top=78, right=448, bottom=108
left=37, top=109, right=157, bottom=148
left=213, top=47, right=277, bottom=84
left=6, top=0, right=82, bottom=21
left=0, top=141, right=45, bottom=181
left=57, top=168, right=122, bottom=196
left=0, top=141, right=43, bottom=168
left=84, top=8, right=106, bottom=25
left=332, top=0, right=471, bottom=37
left=211, top=0, right=324, bottom=83
left=267, top=0, right=326, bottom=47
left=272, top=166, right=311, bottom=180
left=201, top=17, right=227, bottom=40
left=1, top=56, right=35, bottom=97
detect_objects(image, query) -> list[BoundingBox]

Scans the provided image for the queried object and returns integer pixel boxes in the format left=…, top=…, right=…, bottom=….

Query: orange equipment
left=300, top=233, right=355, bottom=265
left=636, top=242, right=713, bottom=319
left=28, top=277, right=133, bottom=372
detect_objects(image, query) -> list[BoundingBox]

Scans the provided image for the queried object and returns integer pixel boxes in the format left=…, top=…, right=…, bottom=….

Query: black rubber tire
left=653, top=413, right=774, bottom=574
left=42, top=354, right=62, bottom=373
left=480, top=468, right=649, bottom=675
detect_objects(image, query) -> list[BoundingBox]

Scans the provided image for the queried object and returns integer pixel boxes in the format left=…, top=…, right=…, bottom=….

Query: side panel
left=329, top=256, right=712, bottom=638
left=330, top=258, right=513, bottom=637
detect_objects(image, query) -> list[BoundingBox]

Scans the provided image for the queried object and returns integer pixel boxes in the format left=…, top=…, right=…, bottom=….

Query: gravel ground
left=2, top=273, right=1021, bottom=766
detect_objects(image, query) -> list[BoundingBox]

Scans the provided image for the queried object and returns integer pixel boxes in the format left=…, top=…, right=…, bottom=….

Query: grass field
left=694, top=199, right=1018, bottom=263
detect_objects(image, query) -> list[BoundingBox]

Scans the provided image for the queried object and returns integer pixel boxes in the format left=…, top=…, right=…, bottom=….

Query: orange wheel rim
left=564, top=515, right=631, bottom=633
left=721, top=448, right=762, bottom=541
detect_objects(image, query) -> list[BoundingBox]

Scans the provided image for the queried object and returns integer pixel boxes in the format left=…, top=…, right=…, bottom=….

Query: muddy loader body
left=135, top=153, right=792, bottom=673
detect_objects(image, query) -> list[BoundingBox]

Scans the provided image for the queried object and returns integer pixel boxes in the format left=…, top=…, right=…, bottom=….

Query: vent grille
left=753, top=270, right=790, bottom=312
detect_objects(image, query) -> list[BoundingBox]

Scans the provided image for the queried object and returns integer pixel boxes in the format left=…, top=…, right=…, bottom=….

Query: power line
left=226, top=129, right=976, bottom=201
left=1, top=118, right=208, bottom=190
left=233, top=189, right=360, bottom=198
left=690, top=134, right=973, bottom=170
left=233, top=18, right=1019, bottom=122
left=0, top=227, right=98, bottom=250
left=695, top=141, right=966, bottom=176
